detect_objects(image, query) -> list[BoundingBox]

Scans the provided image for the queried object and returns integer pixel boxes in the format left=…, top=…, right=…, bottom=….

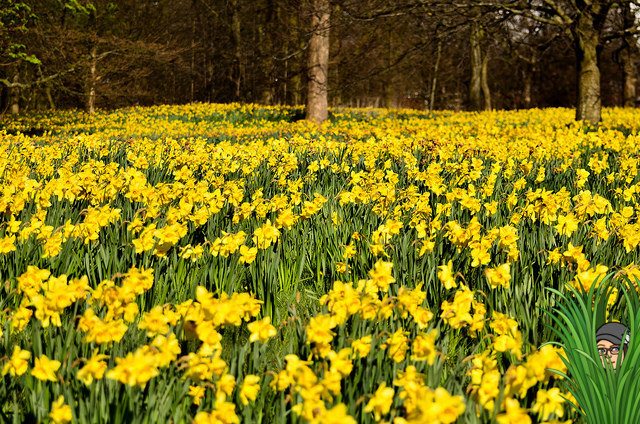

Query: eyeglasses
left=598, top=346, right=621, bottom=356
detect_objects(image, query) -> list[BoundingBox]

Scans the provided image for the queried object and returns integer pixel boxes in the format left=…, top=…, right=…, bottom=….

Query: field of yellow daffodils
left=1, top=103, right=640, bottom=423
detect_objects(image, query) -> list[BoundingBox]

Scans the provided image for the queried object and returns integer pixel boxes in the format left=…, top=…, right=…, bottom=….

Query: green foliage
left=0, top=0, right=36, bottom=59
left=544, top=274, right=640, bottom=424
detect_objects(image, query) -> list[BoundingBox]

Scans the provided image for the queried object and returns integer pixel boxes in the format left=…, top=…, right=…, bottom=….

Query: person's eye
left=598, top=348, right=607, bottom=355
left=611, top=347, right=620, bottom=354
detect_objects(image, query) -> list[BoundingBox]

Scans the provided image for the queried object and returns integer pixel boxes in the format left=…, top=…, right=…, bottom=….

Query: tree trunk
left=283, top=58, right=288, bottom=104
left=332, top=55, right=341, bottom=106
left=258, top=22, right=273, bottom=105
left=481, top=53, right=491, bottom=110
left=621, top=46, right=637, bottom=107
left=38, top=66, right=55, bottom=110
left=575, top=19, right=601, bottom=124
left=522, top=61, right=536, bottom=109
left=384, top=84, right=395, bottom=108
left=429, top=39, right=442, bottom=112
left=621, top=2, right=637, bottom=108
left=10, top=73, right=19, bottom=115
left=522, top=71, right=530, bottom=109
left=191, top=16, right=196, bottom=102
left=230, top=0, right=243, bottom=100
left=306, top=0, right=330, bottom=124
left=384, top=28, right=395, bottom=108
left=469, top=21, right=483, bottom=111
left=87, top=45, right=97, bottom=114
left=292, top=70, right=301, bottom=106
left=45, top=84, right=55, bottom=110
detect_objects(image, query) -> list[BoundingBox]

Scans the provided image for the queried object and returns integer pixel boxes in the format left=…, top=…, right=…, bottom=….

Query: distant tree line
left=1, top=0, right=638, bottom=124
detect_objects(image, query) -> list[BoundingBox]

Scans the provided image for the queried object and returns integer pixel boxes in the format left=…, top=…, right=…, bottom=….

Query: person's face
left=598, top=340, right=623, bottom=369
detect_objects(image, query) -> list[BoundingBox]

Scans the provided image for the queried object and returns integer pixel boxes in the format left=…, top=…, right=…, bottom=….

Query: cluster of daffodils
left=269, top=259, right=466, bottom=424
left=3, top=265, right=275, bottom=423
left=2, top=103, right=640, bottom=422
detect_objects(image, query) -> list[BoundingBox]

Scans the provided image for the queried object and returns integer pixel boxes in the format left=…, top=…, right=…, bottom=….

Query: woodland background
left=1, top=0, right=639, bottom=123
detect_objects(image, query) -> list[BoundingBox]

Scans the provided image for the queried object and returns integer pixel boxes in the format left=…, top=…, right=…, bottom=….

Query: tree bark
left=621, top=2, right=637, bottom=107
left=230, top=0, right=243, bottom=100
left=521, top=59, right=536, bottom=109
left=621, top=46, right=637, bottom=107
left=469, top=21, right=483, bottom=111
left=575, top=20, right=601, bottom=124
left=191, top=15, right=196, bottom=102
left=384, top=28, right=395, bottom=108
left=623, top=59, right=637, bottom=108
left=44, top=84, right=55, bottom=110
left=332, top=56, right=341, bottom=106
left=306, top=0, right=330, bottom=124
left=522, top=70, right=531, bottom=109
left=429, top=39, right=442, bottom=112
left=481, top=53, right=491, bottom=110
left=259, top=21, right=273, bottom=105
left=38, top=66, right=55, bottom=110
left=10, top=73, right=19, bottom=115
left=87, top=45, right=97, bottom=114
left=384, top=83, right=395, bottom=108
left=292, top=70, right=301, bottom=106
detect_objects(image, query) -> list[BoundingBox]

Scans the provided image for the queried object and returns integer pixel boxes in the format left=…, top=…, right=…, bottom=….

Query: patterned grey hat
left=596, top=322, right=630, bottom=345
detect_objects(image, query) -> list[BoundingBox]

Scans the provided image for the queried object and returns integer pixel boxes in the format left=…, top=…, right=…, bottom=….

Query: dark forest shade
left=0, top=0, right=637, bottom=121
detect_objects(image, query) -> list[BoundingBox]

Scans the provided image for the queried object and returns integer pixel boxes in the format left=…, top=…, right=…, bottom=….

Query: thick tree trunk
left=306, top=0, right=330, bottom=124
left=575, top=20, right=601, bottom=124
left=384, top=84, right=395, bottom=108
left=481, top=53, right=491, bottom=110
left=621, top=46, right=637, bottom=107
left=522, top=60, right=536, bottom=109
left=469, top=22, right=483, bottom=111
